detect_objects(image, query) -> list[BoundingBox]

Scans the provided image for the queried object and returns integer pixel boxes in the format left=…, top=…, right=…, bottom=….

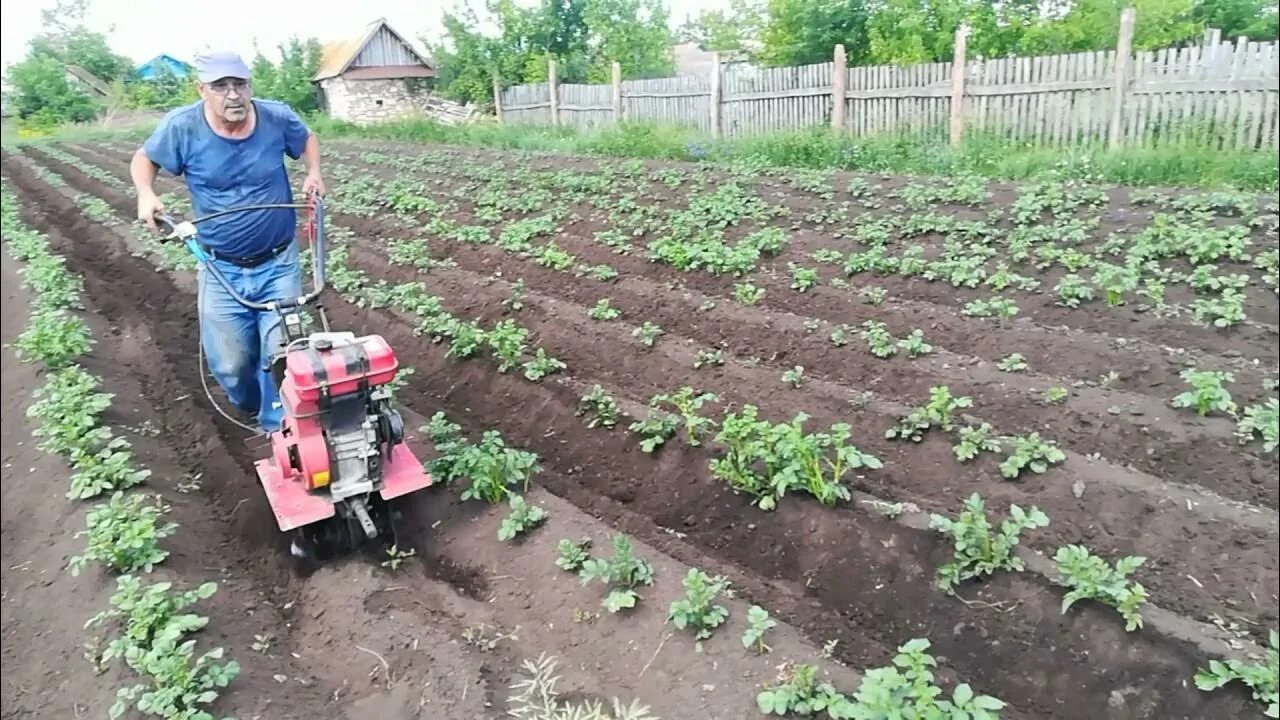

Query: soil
left=3, top=138, right=1276, bottom=720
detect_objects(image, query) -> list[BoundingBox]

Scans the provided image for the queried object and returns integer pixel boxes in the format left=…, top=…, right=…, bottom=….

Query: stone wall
left=318, top=77, right=435, bottom=125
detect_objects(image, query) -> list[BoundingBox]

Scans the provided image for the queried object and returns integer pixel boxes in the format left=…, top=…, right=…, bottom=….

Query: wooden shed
left=313, top=18, right=435, bottom=124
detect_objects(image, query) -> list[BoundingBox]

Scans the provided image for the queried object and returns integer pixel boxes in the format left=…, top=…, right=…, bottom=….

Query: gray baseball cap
left=195, top=51, right=252, bottom=83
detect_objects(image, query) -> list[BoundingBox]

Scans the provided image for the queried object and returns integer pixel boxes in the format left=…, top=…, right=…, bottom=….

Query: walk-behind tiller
left=157, top=195, right=432, bottom=561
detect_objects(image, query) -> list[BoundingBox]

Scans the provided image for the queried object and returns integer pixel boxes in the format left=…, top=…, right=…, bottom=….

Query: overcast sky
left=1, top=0, right=725, bottom=74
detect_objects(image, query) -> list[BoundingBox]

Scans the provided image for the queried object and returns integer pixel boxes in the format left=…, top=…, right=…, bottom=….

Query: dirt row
left=6, top=144, right=1271, bottom=718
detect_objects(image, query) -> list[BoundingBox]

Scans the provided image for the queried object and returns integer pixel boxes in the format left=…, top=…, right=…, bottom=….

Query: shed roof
left=314, top=18, right=433, bottom=82
left=64, top=64, right=111, bottom=96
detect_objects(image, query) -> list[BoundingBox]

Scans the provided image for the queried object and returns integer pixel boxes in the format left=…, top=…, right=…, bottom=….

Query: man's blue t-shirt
left=143, top=99, right=310, bottom=258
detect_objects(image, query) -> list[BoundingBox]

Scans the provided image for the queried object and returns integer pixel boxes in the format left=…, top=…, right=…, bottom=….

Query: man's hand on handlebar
left=138, top=191, right=165, bottom=232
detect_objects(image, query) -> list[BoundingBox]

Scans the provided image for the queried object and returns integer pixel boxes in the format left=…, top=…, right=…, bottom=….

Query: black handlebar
left=155, top=196, right=327, bottom=313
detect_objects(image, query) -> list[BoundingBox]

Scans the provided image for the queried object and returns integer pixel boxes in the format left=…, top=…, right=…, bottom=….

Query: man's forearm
left=302, top=134, right=321, bottom=175
left=130, top=149, right=159, bottom=198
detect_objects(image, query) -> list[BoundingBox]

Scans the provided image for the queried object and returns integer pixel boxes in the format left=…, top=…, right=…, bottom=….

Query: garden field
left=1, top=136, right=1277, bottom=719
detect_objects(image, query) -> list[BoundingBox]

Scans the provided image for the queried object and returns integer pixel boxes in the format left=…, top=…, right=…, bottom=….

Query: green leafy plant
left=1053, top=545, right=1148, bottom=631
left=962, top=296, right=1019, bottom=318
left=1195, top=630, right=1278, bottom=718
left=859, top=286, right=887, bottom=305
left=929, top=493, right=1049, bottom=594
left=487, top=319, right=529, bottom=373
left=789, top=264, right=819, bottom=291
left=666, top=568, right=731, bottom=643
left=997, top=353, right=1028, bottom=372
left=860, top=320, right=898, bottom=359
left=1237, top=399, right=1279, bottom=453
left=999, top=432, right=1067, bottom=479
left=742, top=605, right=776, bottom=655
left=897, top=329, right=932, bottom=357
left=522, top=348, right=567, bottom=381
left=1042, top=386, right=1069, bottom=404
left=110, top=639, right=240, bottom=720
left=954, top=423, right=1003, bottom=462
left=578, top=534, right=655, bottom=613
left=632, top=321, right=663, bottom=347
left=757, top=662, right=852, bottom=717
left=844, top=639, right=1006, bottom=719
left=886, top=386, right=973, bottom=441
left=649, top=387, right=718, bottom=446
left=13, top=307, right=94, bottom=368
left=782, top=365, right=805, bottom=388
left=694, top=349, right=724, bottom=368
left=588, top=298, right=621, bottom=320
left=69, top=492, right=178, bottom=576
left=828, top=324, right=852, bottom=347
left=628, top=410, right=682, bottom=453
left=85, top=575, right=218, bottom=669
left=425, top=414, right=540, bottom=503
left=712, top=407, right=881, bottom=511
left=734, top=281, right=765, bottom=305
left=498, top=494, right=549, bottom=541
left=67, top=434, right=151, bottom=500
left=382, top=545, right=416, bottom=571
left=576, top=385, right=620, bottom=429
left=1172, top=369, right=1237, bottom=417
left=555, top=538, right=592, bottom=572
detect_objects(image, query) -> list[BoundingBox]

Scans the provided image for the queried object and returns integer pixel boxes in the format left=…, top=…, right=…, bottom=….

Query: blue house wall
left=137, top=55, right=192, bottom=80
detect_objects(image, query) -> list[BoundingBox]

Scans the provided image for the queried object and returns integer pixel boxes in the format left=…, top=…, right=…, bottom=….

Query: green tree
left=583, top=0, right=675, bottom=81
left=1192, top=0, right=1279, bottom=40
left=430, top=0, right=672, bottom=102
left=759, top=0, right=872, bottom=66
left=679, top=0, right=766, bottom=52
left=867, top=0, right=1041, bottom=63
left=27, top=0, right=132, bottom=81
left=6, top=55, right=99, bottom=126
left=250, top=37, right=323, bottom=113
left=1020, top=0, right=1200, bottom=53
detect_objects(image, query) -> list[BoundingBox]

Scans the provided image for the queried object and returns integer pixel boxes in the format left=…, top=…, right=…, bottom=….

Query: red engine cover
left=282, top=334, right=399, bottom=416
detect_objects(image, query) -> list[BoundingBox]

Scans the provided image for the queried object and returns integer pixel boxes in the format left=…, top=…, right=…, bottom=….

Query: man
left=131, top=50, right=325, bottom=433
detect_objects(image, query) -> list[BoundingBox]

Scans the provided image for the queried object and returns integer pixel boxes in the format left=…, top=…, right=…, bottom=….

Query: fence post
left=710, top=52, right=723, bottom=138
left=612, top=61, right=623, bottom=124
left=949, top=25, right=969, bottom=146
left=831, top=44, right=847, bottom=133
left=548, top=57, right=560, bottom=126
left=1109, top=7, right=1136, bottom=149
left=492, top=72, right=504, bottom=124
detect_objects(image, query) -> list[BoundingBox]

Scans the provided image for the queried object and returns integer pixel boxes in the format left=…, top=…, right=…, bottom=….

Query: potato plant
left=1053, top=545, right=1148, bottom=631
left=666, top=568, right=731, bottom=644
left=1195, top=631, right=1278, bottom=718
left=578, top=534, right=655, bottom=613
left=930, top=493, right=1049, bottom=594
left=498, top=494, right=549, bottom=541
left=1172, top=370, right=1237, bottom=417
left=68, top=492, right=178, bottom=576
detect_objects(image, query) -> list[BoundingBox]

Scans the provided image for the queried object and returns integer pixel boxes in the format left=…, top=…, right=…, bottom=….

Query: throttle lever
left=154, top=213, right=197, bottom=243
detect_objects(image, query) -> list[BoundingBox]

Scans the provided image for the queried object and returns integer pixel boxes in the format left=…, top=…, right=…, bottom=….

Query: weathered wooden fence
left=495, top=10, right=1280, bottom=150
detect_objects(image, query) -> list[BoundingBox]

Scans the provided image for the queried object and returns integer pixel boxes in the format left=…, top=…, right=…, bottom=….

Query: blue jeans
left=197, top=242, right=302, bottom=431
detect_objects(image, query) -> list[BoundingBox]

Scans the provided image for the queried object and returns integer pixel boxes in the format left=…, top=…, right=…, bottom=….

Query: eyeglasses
left=207, top=79, right=250, bottom=96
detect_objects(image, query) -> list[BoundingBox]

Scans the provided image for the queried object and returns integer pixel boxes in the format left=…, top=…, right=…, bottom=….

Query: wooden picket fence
left=495, top=12, right=1279, bottom=150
